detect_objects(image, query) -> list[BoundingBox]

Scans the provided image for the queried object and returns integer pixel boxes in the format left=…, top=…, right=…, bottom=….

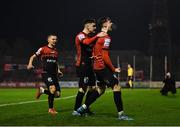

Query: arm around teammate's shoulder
left=82, top=32, right=107, bottom=45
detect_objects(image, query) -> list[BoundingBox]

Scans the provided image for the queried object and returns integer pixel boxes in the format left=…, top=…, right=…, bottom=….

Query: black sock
left=48, top=94, right=55, bottom=109
left=44, top=90, right=51, bottom=95
left=85, top=90, right=94, bottom=104
left=113, top=91, right=123, bottom=112
left=85, top=90, right=100, bottom=107
left=74, top=91, right=85, bottom=110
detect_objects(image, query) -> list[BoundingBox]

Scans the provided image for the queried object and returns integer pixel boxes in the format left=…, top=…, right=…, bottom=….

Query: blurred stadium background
left=1, top=50, right=180, bottom=88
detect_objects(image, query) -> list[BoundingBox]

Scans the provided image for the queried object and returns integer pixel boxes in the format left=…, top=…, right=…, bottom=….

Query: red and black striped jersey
left=35, top=45, right=58, bottom=74
left=93, top=35, right=115, bottom=72
left=75, top=32, right=98, bottom=67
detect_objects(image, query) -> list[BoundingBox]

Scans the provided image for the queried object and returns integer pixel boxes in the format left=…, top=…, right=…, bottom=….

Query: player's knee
left=113, top=84, right=121, bottom=92
left=79, top=87, right=87, bottom=93
left=96, top=86, right=106, bottom=95
left=49, top=85, right=56, bottom=94
left=88, top=86, right=96, bottom=92
left=55, top=91, right=61, bottom=98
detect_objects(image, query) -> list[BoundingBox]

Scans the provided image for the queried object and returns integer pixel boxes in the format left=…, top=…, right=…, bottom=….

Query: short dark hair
left=47, top=33, right=57, bottom=39
left=82, top=18, right=96, bottom=26
left=97, top=17, right=111, bottom=28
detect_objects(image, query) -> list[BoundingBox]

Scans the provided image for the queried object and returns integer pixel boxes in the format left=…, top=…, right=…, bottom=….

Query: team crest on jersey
left=47, top=77, right=53, bottom=82
left=104, top=38, right=111, bottom=47
left=78, top=34, right=85, bottom=41
left=84, top=77, right=89, bottom=84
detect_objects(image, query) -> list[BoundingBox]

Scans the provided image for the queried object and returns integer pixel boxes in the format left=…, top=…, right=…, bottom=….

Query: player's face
left=106, top=20, right=113, bottom=31
left=48, top=36, right=58, bottom=47
left=87, top=23, right=96, bottom=33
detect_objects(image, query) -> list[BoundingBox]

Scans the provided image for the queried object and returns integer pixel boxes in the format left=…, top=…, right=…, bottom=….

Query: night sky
left=0, top=0, right=180, bottom=52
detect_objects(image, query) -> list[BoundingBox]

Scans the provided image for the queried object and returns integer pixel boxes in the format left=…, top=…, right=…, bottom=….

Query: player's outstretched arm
left=82, top=32, right=107, bottom=45
left=27, top=54, right=36, bottom=70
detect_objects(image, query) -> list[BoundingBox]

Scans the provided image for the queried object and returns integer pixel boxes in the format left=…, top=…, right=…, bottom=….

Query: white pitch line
left=0, top=90, right=112, bottom=107
left=0, top=95, right=76, bottom=107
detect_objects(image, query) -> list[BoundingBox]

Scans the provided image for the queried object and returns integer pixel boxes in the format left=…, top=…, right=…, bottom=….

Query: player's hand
left=27, top=64, right=34, bottom=70
left=89, top=56, right=94, bottom=59
left=97, top=32, right=107, bottom=37
left=58, top=70, right=63, bottom=77
left=115, top=67, right=121, bottom=73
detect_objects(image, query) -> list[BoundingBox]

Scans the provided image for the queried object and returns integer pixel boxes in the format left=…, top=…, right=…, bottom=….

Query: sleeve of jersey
left=102, top=38, right=115, bottom=72
left=82, top=35, right=98, bottom=45
left=35, top=47, right=43, bottom=56
left=102, top=50, right=115, bottom=72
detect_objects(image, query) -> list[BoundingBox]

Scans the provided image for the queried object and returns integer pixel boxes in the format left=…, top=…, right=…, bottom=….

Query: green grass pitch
left=0, top=88, right=179, bottom=126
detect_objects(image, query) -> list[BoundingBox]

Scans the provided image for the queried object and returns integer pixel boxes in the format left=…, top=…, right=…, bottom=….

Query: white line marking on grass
left=0, top=95, right=76, bottom=107
left=0, top=90, right=112, bottom=107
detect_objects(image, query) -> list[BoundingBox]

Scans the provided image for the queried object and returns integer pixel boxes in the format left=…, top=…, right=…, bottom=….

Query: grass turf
left=0, top=88, right=179, bottom=126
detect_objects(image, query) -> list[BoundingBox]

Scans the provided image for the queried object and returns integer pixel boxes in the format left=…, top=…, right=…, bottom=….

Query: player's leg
left=35, top=74, right=49, bottom=99
left=45, top=74, right=58, bottom=114
left=84, top=70, right=106, bottom=107
left=36, top=73, right=53, bottom=99
left=77, top=85, right=106, bottom=116
left=76, top=70, right=106, bottom=115
left=85, top=86, right=96, bottom=115
left=35, top=86, right=45, bottom=99
left=54, top=75, right=61, bottom=98
left=85, top=72, right=96, bottom=104
left=48, top=84, right=58, bottom=114
left=129, top=76, right=133, bottom=88
left=54, top=87, right=61, bottom=98
left=36, top=73, right=57, bottom=114
left=74, top=77, right=87, bottom=110
left=73, top=65, right=89, bottom=115
left=105, top=69, right=133, bottom=120
left=85, top=86, right=96, bottom=104
left=102, top=69, right=124, bottom=118
left=112, top=83, right=133, bottom=120
left=48, top=78, right=61, bottom=113
left=72, top=77, right=87, bottom=115
left=84, top=73, right=96, bottom=115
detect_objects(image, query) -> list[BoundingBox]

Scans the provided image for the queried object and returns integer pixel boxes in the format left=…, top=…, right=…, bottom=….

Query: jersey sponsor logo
left=36, top=48, right=42, bottom=56
left=78, top=34, right=85, bottom=41
left=46, top=59, right=56, bottom=63
left=104, top=38, right=111, bottom=47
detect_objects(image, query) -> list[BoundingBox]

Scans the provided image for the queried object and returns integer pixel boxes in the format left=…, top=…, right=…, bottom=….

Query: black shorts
left=78, top=74, right=96, bottom=88
left=94, top=68, right=118, bottom=88
left=128, top=76, right=133, bottom=81
left=42, top=73, right=61, bottom=92
left=76, top=65, right=96, bottom=87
